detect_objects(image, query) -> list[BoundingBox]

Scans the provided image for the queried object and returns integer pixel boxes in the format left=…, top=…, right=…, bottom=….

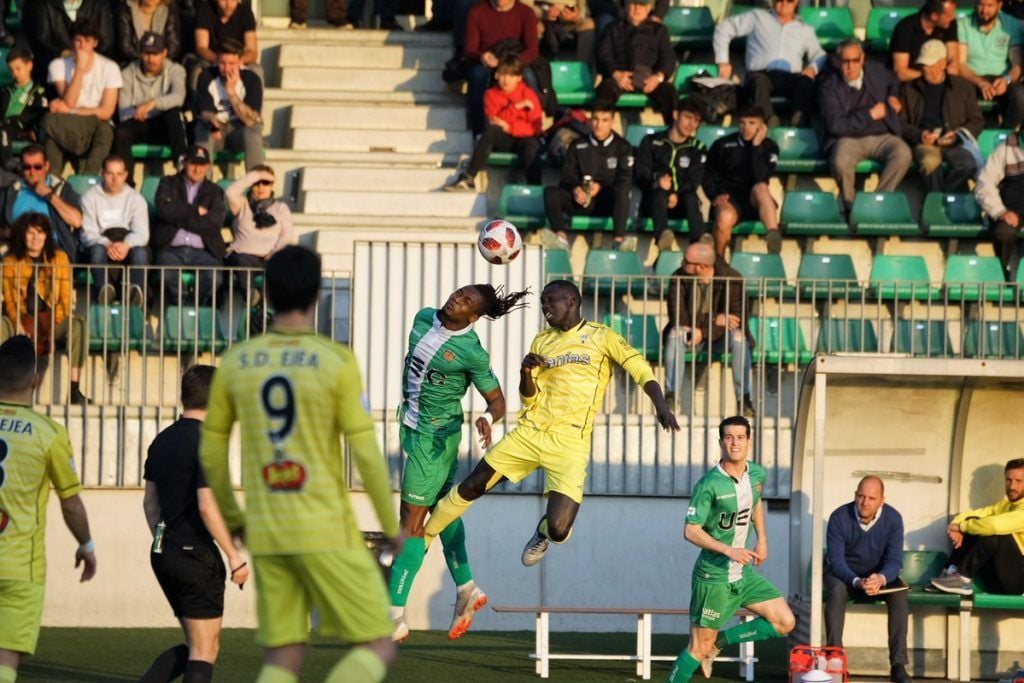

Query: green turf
left=21, top=628, right=794, bottom=681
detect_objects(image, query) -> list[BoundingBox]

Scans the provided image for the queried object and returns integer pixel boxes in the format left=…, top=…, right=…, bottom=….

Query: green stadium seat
left=865, top=7, right=917, bottom=52
left=869, top=255, right=939, bottom=300
left=130, top=144, right=173, bottom=161
left=544, top=249, right=574, bottom=278
left=0, top=48, right=11, bottom=87
left=616, top=92, right=649, bottom=108
left=625, top=124, right=667, bottom=148
left=140, top=176, right=162, bottom=213
left=551, top=61, right=595, bottom=106
left=749, top=316, right=813, bottom=364
left=892, top=320, right=953, bottom=357
left=729, top=3, right=757, bottom=16
left=696, top=125, right=736, bottom=150
left=978, top=128, right=1012, bottom=159
left=663, top=6, right=715, bottom=48
left=799, top=6, right=855, bottom=50
left=570, top=215, right=615, bottom=231
left=944, top=254, right=1013, bottom=302
left=921, top=192, right=985, bottom=238
left=781, top=191, right=848, bottom=236
left=902, top=551, right=963, bottom=608
left=797, top=253, right=861, bottom=299
left=88, top=304, right=149, bottom=352
left=603, top=313, right=661, bottom=362
left=962, top=320, right=1024, bottom=359
left=816, top=319, right=878, bottom=353
left=498, top=184, right=546, bottom=229
left=734, top=221, right=766, bottom=236
left=581, top=249, right=646, bottom=296
left=487, top=151, right=520, bottom=167
left=973, top=577, right=1024, bottom=609
left=851, top=192, right=920, bottom=236
left=674, top=63, right=718, bottom=91
left=215, top=150, right=246, bottom=163
left=731, top=252, right=795, bottom=299
left=67, top=174, right=101, bottom=196
left=653, top=250, right=685, bottom=295
left=163, top=305, right=228, bottom=353
left=770, top=127, right=828, bottom=174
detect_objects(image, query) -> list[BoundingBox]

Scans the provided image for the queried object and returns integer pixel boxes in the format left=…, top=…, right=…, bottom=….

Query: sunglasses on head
left=22, top=163, right=45, bottom=171
left=253, top=180, right=274, bottom=187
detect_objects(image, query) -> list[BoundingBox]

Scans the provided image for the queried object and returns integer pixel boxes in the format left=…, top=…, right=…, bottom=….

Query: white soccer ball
left=477, top=219, right=522, bottom=265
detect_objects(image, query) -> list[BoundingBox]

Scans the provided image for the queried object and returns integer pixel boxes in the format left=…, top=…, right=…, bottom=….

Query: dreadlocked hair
left=475, top=284, right=531, bottom=320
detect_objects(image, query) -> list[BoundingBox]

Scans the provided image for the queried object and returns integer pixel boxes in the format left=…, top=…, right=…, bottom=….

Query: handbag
left=689, top=76, right=737, bottom=124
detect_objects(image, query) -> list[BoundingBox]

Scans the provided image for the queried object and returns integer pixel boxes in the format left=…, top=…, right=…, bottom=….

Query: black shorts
left=151, top=542, right=226, bottom=619
left=717, top=189, right=760, bottom=222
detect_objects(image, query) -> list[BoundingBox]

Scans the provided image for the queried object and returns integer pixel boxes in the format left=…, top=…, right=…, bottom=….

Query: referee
left=140, top=365, right=249, bottom=683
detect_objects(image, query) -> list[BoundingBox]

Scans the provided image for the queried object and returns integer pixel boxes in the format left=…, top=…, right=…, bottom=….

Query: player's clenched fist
left=520, top=352, right=547, bottom=372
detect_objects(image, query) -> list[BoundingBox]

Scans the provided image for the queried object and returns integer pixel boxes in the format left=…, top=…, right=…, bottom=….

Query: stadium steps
left=289, top=104, right=465, bottom=131
left=290, top=128, right=473, bottom=154
left=276, top=42, right=451, bottom=70
left=280, top=67, right=444, bottom=93
left=301, top=167, right=456, bottom=193
left=302, top=189, right=486, bottom=217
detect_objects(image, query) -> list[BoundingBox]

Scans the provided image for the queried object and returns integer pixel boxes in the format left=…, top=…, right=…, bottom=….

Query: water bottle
left=152, top=521, right=166, bottom=554
left=582, top=175, right=593, bottom=208
left=814, top=654, right=827, bottom=671
left=826, top=655, right=844, bottom=673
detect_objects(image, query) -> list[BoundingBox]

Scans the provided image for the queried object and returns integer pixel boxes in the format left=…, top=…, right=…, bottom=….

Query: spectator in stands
left=594, top=0, right=677, bottom=125
left=900, top=40, right=983, bottom=193
left=956, top=0, right=1024, bottom=129
left=1, top=145, right=84, bottom=261
left=444, top=54, right=543, bottom=191
left=192, top=0, right=261, bottom=86
left=932, top=458, right=1024, bottom=596
left=151, top=145, right=227, bottom=305
left=224, top=164, right=292, bottom=299
left=113, top=31, right=187, bottom=177
left=24, top=0, right=115, bottom=83
left=462, top=0, right=541, bottom=137
left=194, top=40, right=264, bottom=171
left=890, top=0, right=959, bottom=82
left=664, top=241, right=754, bottom=417
left=975, top=127, right=1024, bottom=278
left=542, top=106, right=633, bottom=250
left=825, top=476, right=911, bottom=683
left=819, top=39, right=912, bottom=213
left=712, top=0, right=826, bottom=128
left=116, top=0, right=182, bottom=64
left=537, top=0, right=595, bottom=69
left=41, top=18, right=122, bottom=176
left=80, top=154, right=150, bottom=306
left=344, top=0, right=403, bottom=30
left=289, top=0, right=361, bottom=29
left=635, top=98, right=708, bottom=251
left=1, top=212, right=90, bottom=404
left=0, top=48, right=49, bottom=172
left=704, top=105, right=782, bottom=256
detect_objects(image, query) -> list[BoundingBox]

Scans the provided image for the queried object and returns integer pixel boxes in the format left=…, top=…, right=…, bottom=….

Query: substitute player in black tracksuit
left=544, top=106, right=634, bottom=244
left=140, top=365, right=249, bottom=683
left=635, top=98, right=708, bottom=250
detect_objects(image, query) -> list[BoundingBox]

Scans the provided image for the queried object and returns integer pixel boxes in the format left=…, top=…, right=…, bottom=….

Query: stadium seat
left=865, top=7, right=917, bottom=52
left=781, top=191, right=848, bottom=236
left=869, top=255, right=939, bottom=300
left=653, top=250, right=685, bottom=295
left=749, top=316, right=813, bottom=364
left=920, top=192, right=985, bottom=238
left=616, top=92, right=649, bottom=108
left=581, top=250, right=646, bottom=296
left=88, top=304, right=149, bottom=352
left=900, top=551, right=959, bottom=607
left=892, top=320, right=953, bottom=357
left=0, top=48, right=11, bottom=87
left=625, top=124, right=666, bottom=148
left=943, top=254, right=1013, bottom=302
left=972, top=577, right=1024, bottom=609
left=733, top=220, right=767, bottom=236
left=816, top=319, right=879, bottom=353
left=545, top=248, right=574, bottom=278
left=797, top=253, right=861, bottom=300
left=551, top=61, right=596, bottom=106
left=731, top=252, right=795, bottom=299
left=163, top=305, right=228, bottom=352
left=674, top=63, right=718, bottom=91
left=696, top=125, right=736, bottom=150
left=570, top=216, right=615, bottom=231
left=663, top=6, right=715, bottom=48
left=498, top=184, right=546, bottom=229
left=978, top=128, right=1012, bottom=159
left=487, top=151, right=520, bottom=167
left=770, top=127, right=828, bottom=174
left=603, top=313, right=661, bottom=361
left=67, top=174, right=101, bottom=196
left=850, top=192, right=920, bottom=236
left=131, top=144, right=173, bottom=161
left=140, top=176, right=162, bottom=213
left=799, top=7, right=855, bottom=50
left=962, top=320, right=1024, bottom=359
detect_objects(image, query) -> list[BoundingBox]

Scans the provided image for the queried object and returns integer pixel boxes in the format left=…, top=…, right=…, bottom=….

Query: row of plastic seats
left=87, top=304, right=259, bottom=353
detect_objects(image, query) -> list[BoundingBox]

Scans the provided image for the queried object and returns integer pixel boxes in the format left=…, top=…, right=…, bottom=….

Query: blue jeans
left=664, top=326, right=752, bottom=400
left=88, top=244, right=150, bottom=296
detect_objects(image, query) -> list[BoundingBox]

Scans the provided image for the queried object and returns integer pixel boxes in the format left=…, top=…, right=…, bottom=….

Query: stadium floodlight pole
left=810, top=370, right=828, bottom=647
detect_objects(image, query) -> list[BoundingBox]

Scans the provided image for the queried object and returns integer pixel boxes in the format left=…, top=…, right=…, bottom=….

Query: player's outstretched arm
left=475, top=387, right=506, bottom=448
left=685, top=522, right=761, bottom=566
left=198, top=487, right=250, bottom=588
left=60, top=494, right=97, bottom=582
left=643, top=380, right=680, bottom=432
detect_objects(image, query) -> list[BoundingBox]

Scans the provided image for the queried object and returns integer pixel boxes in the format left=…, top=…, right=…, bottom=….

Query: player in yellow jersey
left=424, top=279, right=679, bottom=566
left=199, top=246, right=403, bottom=683
left=0, top=336, right=97, bottom=683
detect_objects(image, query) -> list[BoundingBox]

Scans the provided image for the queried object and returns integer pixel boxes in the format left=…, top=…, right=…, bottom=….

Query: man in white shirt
left=40, top=17, right=122, bottom=175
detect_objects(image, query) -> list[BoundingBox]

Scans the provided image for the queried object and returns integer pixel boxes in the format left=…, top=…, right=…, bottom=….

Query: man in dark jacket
left=24, top=0, right=115, bottom=83
left=595, top=0, right=678, bottom=124
left=151, top=146, right=227, bottom=305
left=703, top=105, right=782, bottom=256
left=900, top=39, right=984, bottom=192
left=664, top=241, right=754, bottom=417
left=0, top=48, right=48, bottom=172
left=819, top=39, right=913, bottom=211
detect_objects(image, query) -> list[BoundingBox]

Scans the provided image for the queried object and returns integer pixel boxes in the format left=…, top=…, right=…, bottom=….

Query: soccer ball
left=477, top=219, right=522, bottom=265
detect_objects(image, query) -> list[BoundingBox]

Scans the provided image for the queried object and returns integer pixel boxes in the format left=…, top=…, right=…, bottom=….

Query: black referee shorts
left=151, top=542, right=226, bottom=619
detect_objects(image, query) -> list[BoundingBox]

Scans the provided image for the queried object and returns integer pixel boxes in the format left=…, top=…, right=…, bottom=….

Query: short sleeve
left=46, top=427, right=83, bottom=500
left=956, top=17, right=967, bottom=44
left=1008, top=14, right=1023, bottom=45
left=241, top=7, right=258, bottom=31
left=47, top=58, right=67, bottom=84
left=195, top=3, right=215, bottom=30
left=686, top=480, right=715, bottom=526
left=939, top=22, right=958, bottom=43
left=888, top=18, right=913, bottom=55
left=468, top=345, right=500, bottom=396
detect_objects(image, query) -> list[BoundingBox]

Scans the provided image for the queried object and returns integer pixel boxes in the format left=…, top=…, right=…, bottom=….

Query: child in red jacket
left=445, top=54, right=544, bottom=191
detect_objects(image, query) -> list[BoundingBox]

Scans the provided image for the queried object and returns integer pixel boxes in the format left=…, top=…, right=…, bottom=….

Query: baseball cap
left=185, top=146, right=211, bottom=164
left=917, top=39, right=947, bottom=66
left=139, top=32, right=166, bottom=54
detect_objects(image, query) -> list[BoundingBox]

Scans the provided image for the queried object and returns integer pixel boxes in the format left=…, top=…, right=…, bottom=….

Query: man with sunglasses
left=712, top=0, right=826, bottom=127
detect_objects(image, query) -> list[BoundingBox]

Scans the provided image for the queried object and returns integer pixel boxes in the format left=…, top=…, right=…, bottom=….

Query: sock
left=388, top=535, right=426, bottom=608
left=439, top=518, right=473, bottom=586
left=139, top=643, right=189, bottom=682
left=423, top=488, right=474, bottom=539
left=0, top=664, right=17, bottom=683
left=255, top=664, right=298, bottom=683
left=183, top=660, right=214, bottom=683
left=667, top=649, right=701, bottom=683
left=325, top=646, right=387, bottom=683
left=716, top=617, right=781, bottom=649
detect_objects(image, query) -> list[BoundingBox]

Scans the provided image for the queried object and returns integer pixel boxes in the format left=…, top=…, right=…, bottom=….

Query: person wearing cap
left=150, top=145, right=228, bottom=305
left=193, top=40, right=265, bottom=171
left=114, top=31, right=187, bottom=177
left=594, top=0, right=677, bottom=125
left=900, top=39, right=983, bottom=192
left=890, top=0, right=960, bottom=83
left=956, top=0, right=1024, bottom=130
left=712, top=0, right=826, bottom=127
left=115, top=0, right=182, bottom=65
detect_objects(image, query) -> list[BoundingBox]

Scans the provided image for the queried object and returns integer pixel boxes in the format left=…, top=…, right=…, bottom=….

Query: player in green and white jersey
left=390, top=284, right=528, bottom=643
left=669, top=415, right=795, bottom=682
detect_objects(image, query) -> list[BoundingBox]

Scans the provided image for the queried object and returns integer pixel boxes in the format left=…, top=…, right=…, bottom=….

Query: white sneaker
left=392, top=616, right=410, bottom=642
left=521, top=529, right=550, bottom=566
left=701, top=645, right=721, bottom=678
left=448, top=585, right=488, bottom=640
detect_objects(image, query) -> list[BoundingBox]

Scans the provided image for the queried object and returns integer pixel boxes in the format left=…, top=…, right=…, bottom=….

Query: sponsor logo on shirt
left=262, top=459, right=307, bottom=492
left=687, top=506, right=697, bottom=516
left=443, top=350, right=456, bottom=362
left=545, top=353, right=591, bottom=367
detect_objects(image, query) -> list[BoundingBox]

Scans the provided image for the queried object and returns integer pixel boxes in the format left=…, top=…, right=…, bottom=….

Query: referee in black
left=140, top=365, right=249, bottom=683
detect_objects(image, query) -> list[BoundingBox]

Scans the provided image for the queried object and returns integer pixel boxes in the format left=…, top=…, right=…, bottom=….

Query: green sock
left=716, top=617, right=781, bottom=649
left=439, top=518, right=473, bottom=586
left=667, top=649, right=701, bottom=683
left=325, top=646, right=386, bottom=683
left=388, top=536, right=426, bottom=607
left=0, top=663, right=17, bottom=683
left=254, top=664, right=297, bottom=683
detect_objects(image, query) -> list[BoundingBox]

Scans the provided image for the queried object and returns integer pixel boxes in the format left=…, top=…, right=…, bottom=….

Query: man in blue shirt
left=825, top=476, right=910, bottom=683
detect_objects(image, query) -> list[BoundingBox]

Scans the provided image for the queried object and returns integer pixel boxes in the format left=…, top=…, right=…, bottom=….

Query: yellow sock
left=424, top=487, right=474, bottom=540
left=0, top=664, right=17, bottom=683
left=325, top=647, right=386, bottom=683
left=254, top=664, right=298, bottom=683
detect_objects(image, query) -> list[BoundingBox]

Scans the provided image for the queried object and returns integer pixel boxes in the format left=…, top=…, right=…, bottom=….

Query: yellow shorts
left=253, top=549, right=391, bottom=648
left=484, top=426, right=589, bottom=503
left=0, top=580, right=45, bottom=655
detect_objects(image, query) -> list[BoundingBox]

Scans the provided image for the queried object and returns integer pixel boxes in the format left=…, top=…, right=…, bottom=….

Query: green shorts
left=0, top=579, right=45, bottom=655
left=690, top=570, right=782, bottom=629
left=400, top=424, right=462, bottom=507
